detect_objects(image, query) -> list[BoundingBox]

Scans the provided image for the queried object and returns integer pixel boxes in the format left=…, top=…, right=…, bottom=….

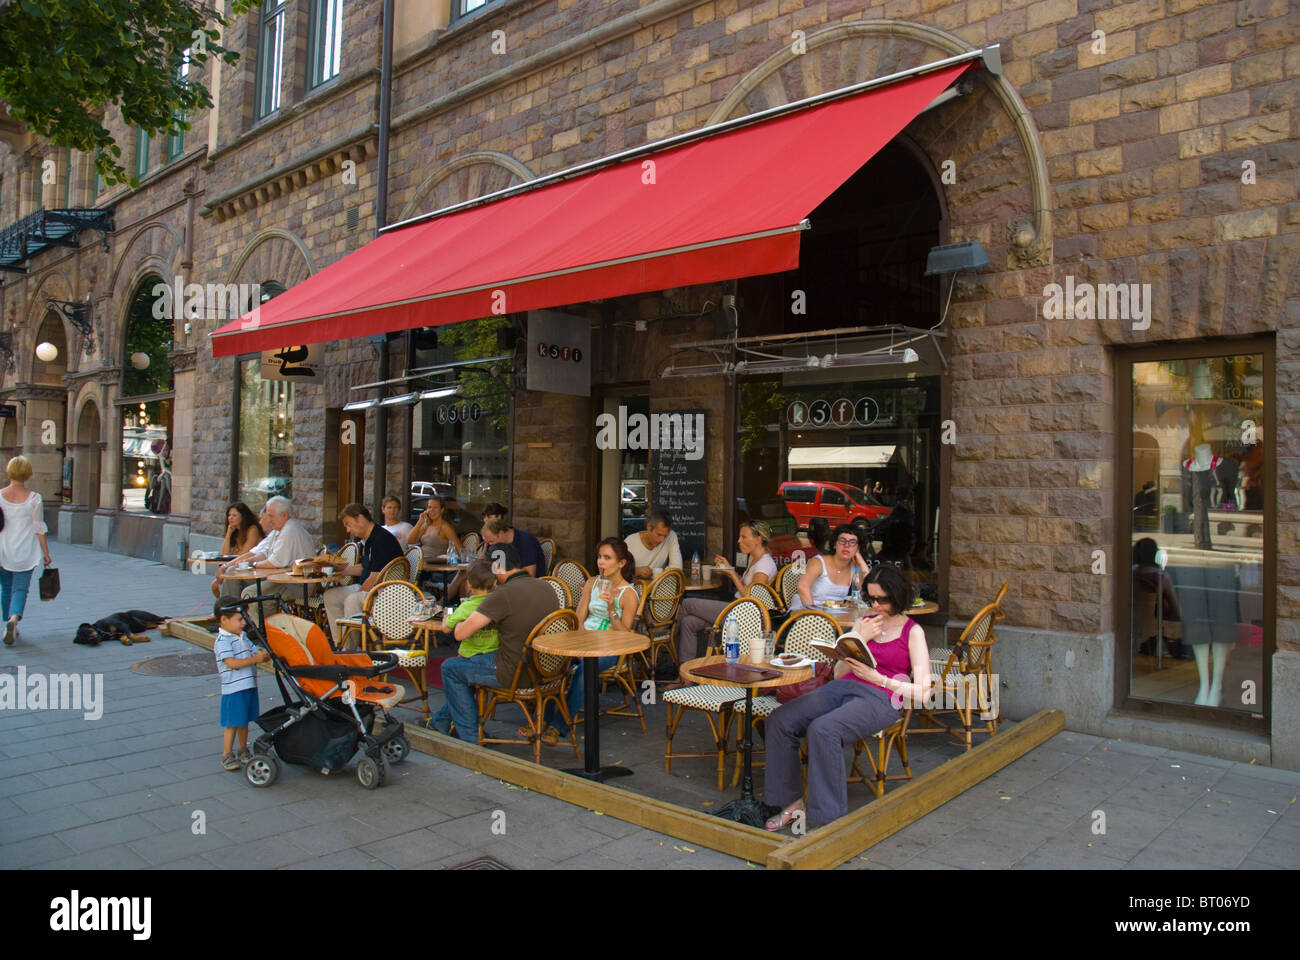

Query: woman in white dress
left=0, top=456, right=52, bottom=645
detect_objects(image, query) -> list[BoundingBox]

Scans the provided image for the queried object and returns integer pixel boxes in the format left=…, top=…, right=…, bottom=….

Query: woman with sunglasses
left=788, top=523, right=869, bottom=611
left=764, top=565, right=932, bottom=830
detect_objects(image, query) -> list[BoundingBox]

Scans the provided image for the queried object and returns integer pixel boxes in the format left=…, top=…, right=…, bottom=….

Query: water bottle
left=691, top=551, right=701, bottom=581
left=723, top=614, right=740, bottom=664
left=446, top=543, right=458, bottom=565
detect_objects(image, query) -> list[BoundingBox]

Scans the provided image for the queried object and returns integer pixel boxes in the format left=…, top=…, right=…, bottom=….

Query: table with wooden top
left=422, top=559, right=470, bottom=600
left=682, top=575, right=727, bottom=593
left=532, top=628, right=649, bottom=782
left=680, top=654, right=814, bottom=827
left=816, top=600, right=939, bottom=628
left=219, top=565, right=289, bottom=620
left=267, top=570, right=339, bottom=609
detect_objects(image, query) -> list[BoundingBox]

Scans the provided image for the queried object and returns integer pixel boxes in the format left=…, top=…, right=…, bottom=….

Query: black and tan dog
left=74, top=610, right=169, bottom=646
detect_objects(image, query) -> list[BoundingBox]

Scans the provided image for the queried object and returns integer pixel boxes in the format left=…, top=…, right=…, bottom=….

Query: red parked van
left=776, top=480, right=891, bottom=529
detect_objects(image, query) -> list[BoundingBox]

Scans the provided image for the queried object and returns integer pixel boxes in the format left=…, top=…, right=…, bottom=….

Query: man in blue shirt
left=483, top=518, right=545, bottom=577
left=323, top=503, right=404, bottom=648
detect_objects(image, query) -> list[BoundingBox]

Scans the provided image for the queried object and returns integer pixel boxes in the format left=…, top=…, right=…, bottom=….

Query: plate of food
left=819, top=599, right=852, bottom=611
left=771, top=653, right=812, bottom=669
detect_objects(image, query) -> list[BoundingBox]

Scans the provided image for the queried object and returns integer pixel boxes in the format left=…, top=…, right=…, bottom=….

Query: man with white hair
left=219, top=496, right=316, bottom=621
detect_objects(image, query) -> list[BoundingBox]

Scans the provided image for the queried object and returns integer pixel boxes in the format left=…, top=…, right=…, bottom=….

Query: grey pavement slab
left=6, top=542, right=1300, bottom=870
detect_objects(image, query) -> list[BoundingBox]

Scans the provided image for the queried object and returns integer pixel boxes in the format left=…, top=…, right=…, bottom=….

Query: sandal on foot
left=765, top=807, right=802, bottom=832
left=517, top=724, right=560, bottom=746
left=221, top=753, right=241, bottom=771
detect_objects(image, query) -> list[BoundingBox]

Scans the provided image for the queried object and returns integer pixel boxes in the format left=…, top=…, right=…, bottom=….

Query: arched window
left=235, top=280, right=294, bottom=504
left=118, top=277, right=174, bottom=514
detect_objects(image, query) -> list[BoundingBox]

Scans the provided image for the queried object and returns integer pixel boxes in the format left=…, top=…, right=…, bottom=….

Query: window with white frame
left=256, top=0, right=288, bottom=119
left=308, top=0, right=343, bottom=89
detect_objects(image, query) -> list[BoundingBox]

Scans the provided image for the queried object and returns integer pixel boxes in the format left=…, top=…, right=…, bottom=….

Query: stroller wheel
left=246, top=753, right=280, bottom=788
left=356, top=753, right=387, bottom=790
left=382, top=734, right=410, bottom=765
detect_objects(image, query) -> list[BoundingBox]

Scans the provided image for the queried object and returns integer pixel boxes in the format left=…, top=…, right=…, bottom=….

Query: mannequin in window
left=1181, top=444, right=1219, bottom=550
left=1213, top=453, right=1241, bottom=511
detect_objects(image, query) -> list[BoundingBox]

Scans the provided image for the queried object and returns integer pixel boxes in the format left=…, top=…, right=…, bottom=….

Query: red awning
left=211, top=60, right=975, bottom=356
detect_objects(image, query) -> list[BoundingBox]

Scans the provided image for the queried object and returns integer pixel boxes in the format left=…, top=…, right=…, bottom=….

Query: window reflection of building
left=118, top=277, right=174, bottom=514
left=237, top=359, right=295, bottom=505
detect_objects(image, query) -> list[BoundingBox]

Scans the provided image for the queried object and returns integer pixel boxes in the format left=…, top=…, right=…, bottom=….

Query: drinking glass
left=762, top=631, right=776, bottom=660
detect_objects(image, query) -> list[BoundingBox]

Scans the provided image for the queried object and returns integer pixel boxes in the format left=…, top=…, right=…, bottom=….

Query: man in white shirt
left=624, top=508, right=683, bottom=581
left=221, top=496, right=317, bottom=621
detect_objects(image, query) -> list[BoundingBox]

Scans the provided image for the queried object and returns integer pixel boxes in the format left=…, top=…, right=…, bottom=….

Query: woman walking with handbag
left=0, top=456, right=52, bottom=645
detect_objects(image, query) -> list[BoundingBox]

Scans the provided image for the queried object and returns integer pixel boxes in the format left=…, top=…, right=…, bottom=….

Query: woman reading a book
left=764, top=565, right=932, bottom=831
left=672, top=521, right=779, bottom=666
left=788, top=524, right=870, bottom=611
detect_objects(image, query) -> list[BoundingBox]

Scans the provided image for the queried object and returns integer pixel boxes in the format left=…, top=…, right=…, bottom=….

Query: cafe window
left=1122, top=346, right=1271, bottom=719
left=236, top=358, right=296, bottom=504
left=733, top=374, right=941, bottom=597
left=118, top=278, right=175, bottom=514
left=408, top=318, right=512, bottom=530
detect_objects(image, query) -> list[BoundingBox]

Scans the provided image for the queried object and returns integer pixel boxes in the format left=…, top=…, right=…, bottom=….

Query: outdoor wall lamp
left=35, top=341, right=58, bottom=362
left=46, top=298, right=94, bottom=339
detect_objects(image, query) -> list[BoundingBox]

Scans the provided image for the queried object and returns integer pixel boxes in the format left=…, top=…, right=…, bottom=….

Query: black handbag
left=39, top=566, right=60, bottom=601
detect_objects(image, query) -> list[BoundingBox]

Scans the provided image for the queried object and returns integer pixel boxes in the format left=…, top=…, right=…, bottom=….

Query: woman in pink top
left=0, top=456, right=52, bottom=645
left=764, top=565, right=931, bottom=830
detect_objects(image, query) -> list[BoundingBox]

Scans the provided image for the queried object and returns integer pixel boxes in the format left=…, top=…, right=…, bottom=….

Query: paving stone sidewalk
left=1, top=543, right=1297, bottom=870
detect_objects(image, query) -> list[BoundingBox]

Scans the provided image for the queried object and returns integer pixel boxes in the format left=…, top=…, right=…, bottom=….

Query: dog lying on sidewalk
left=73, top=610, right=169, bottom=646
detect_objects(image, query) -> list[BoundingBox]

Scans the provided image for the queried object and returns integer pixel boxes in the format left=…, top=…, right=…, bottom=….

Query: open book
left=809, top=633, right=877, bottom=669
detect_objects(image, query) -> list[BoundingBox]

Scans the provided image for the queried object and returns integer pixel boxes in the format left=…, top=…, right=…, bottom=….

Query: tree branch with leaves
left=0, top=0, right=256, bottom=186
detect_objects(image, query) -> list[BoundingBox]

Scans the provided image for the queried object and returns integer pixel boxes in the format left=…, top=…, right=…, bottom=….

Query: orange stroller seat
left=265, top=613, right=404, bottom=710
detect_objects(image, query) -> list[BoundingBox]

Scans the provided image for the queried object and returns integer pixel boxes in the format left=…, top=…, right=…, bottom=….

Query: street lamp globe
left=35, top=342, right=58, bottom=362
left=130, top=352, right=150, bottom=370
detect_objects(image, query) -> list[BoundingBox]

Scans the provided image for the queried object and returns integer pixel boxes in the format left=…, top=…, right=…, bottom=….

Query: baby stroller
left=224, top=599, right=411, bottom=789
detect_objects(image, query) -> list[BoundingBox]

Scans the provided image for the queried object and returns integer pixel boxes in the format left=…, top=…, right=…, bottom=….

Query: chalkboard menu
left=650, top=409, right=707, bottom=565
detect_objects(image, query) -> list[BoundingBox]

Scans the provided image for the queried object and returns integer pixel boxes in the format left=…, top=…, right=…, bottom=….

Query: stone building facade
left=0, top=0, right=1295, bottom=764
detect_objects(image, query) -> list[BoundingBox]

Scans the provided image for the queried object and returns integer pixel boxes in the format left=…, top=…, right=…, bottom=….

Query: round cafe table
left=818, top=599, right=939, bottom=627
left=219, top=565, right=288, bottom=621
left=532, top=629, right=649, bottom=783
left=683, top=576, right=726, bottom=593
left=423, top=560, right=469, bottom=600
left=267, top=571, right=337, bottom=609
left=680, top=654, right=813, bottom=828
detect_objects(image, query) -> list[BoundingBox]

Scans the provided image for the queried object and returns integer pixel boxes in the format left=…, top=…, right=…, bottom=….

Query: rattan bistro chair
left=404, top=545, right=424, bottom=578
left=461, top=531, right=481, bottom=556
left=729, top=610, right=839, bottom=786
left=551, top=561, right=589, bottom=605
left=911, top=582, right=1008, bottom=750
left=539, top=537, right=556, bottom=575
left=357, top=579, right=431, bottom=717
left=632, top=568, right=684, bottom=678
left=304, top=541, right=359, bottom=631
left=539, top=576, right=573, bottom=609
left=774, top=562, right=803, bottom=612
left=333, top=555, right=411, bottom=651
left=476, top=609, right=581, bottom=763
left=747, top=581, right=782, bottom=621
left=847, top=704, right=915, bottom=797
left=663, top=597, right=770, bottom=790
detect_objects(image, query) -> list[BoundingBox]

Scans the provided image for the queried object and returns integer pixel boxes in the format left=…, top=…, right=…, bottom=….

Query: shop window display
left=1127, top=354, right=1267, bottom=712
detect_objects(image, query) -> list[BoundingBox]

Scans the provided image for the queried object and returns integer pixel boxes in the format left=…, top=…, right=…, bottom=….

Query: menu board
left=650, top=409, right=707, bottom=565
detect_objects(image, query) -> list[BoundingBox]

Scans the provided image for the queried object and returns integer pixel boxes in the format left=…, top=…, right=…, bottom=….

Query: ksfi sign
left=526, top=310, right=590, bottom=397
left=786, top=397, right=879, bottom=428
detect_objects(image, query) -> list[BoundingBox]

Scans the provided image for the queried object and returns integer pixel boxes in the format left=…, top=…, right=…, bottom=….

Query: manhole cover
left=447, top=856, right=513, bottom=870
left=131, top=653, right=217, bottom=677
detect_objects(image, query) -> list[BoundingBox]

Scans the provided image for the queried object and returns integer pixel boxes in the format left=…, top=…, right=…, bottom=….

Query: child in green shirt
left=444, top=560, right=499, bottom=657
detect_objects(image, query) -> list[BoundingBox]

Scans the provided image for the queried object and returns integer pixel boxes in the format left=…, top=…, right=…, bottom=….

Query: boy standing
left=428, top=559, right=499, bottom=736
left=214, top=601, right=269, bottom=770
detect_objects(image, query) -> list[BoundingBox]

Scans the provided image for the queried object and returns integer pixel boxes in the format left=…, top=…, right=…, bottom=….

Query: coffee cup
left=747, top=639, right=767, bottom=664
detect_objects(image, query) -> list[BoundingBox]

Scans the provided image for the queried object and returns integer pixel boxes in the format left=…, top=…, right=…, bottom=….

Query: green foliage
left=437, top=317, right=512, bottom=434
left=122, top=278, right=173, bottom=396
left=0, top=0, right=257, bottom=186
left=738, top=379, right=783, bottom=453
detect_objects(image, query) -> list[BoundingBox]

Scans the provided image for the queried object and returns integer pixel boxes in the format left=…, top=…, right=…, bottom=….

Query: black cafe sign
left=786, top=397, right=878, bottom=428
left=436, top=402, right=482, bottom=424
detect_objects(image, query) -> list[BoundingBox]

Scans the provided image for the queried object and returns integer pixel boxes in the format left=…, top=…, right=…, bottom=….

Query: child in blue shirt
left=214, top=601, right=269, bottom=771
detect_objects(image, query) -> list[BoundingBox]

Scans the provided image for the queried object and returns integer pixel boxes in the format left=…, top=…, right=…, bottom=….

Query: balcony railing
left=0, top=207, right=115, bottom=274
